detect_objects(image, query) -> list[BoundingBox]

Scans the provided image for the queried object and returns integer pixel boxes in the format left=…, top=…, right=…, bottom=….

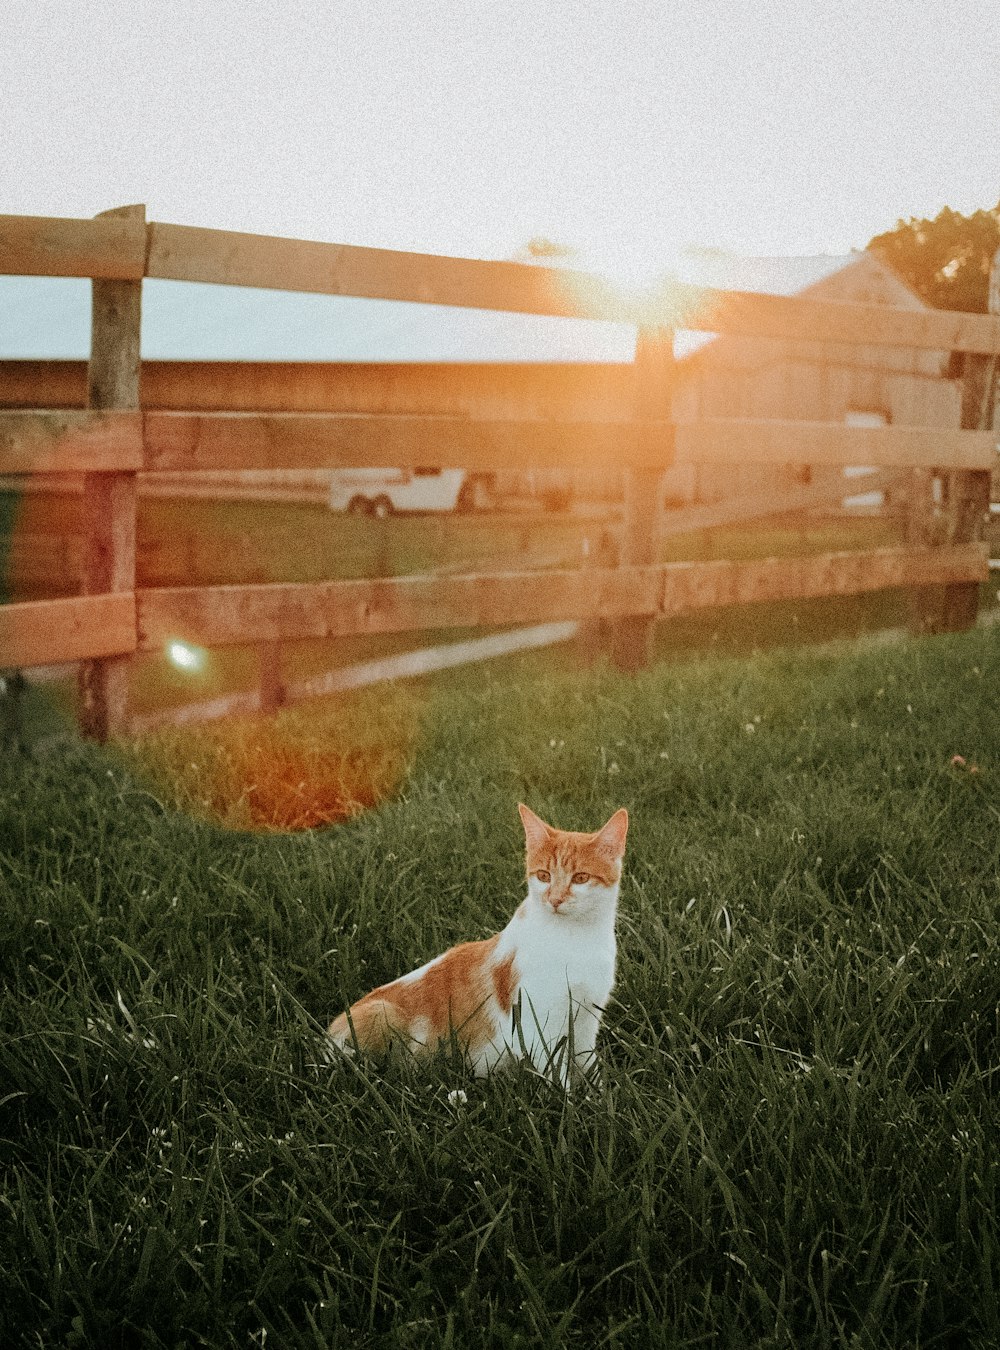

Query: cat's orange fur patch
left=330, top=935, right=515, bottom=1055
left=491, top=950, right=517, bottom=1015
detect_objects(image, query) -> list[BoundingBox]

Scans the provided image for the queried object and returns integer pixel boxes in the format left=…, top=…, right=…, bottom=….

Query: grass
left=3, top=622, right=1000, bottom=1346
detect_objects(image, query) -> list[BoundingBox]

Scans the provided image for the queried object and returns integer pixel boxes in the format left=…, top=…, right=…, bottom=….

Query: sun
left=588, top=239, right=679, bottom=294
left=559, top=238, right=687, bottom=327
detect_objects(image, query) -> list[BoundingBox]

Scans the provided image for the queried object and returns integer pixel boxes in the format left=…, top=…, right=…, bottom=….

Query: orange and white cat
left=325, top=804, right=628, bottom=1084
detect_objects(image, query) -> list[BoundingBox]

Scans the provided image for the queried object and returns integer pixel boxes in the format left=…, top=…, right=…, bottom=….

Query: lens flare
left=166, top=640, right=206, bottom=673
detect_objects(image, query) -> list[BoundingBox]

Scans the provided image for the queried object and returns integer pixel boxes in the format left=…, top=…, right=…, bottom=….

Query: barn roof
left=0, top=248, right=904, bottom=364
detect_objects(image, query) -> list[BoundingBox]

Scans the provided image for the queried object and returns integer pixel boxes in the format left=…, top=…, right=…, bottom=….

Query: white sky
left=3, top=0, right=999, bottom=273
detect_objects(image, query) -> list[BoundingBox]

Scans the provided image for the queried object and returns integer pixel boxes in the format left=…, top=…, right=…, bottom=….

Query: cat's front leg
left=507, top=992, right=564, bottom=1082
left=567, top=1001, right=604, bottom=1087
left=530, top=999, right=602, bottom=1089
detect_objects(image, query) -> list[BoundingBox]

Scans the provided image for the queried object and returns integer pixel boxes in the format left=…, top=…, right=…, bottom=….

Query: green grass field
left=3, top=623, right=1000, bottom=1346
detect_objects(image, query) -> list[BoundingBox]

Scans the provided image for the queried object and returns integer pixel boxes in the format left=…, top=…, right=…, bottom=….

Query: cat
left=325, top=803, right=628, bottom=1085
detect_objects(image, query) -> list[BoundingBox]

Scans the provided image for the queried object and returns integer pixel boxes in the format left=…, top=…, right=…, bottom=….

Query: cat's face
left=518, top=804, right=628, bottom=921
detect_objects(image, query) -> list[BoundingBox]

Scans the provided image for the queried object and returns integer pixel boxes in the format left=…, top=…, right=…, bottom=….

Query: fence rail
left=0, top=593, right=136, bottom=667
left=1, top=544, right=985, bottom=673
left=135, top=545, right=987, bottom=651
left=0, top=213, right=147, bottom=280
left=1, top=209, right=997, bottom=735
left=2, top=410, right=995, bottom=476
left=5, top=212, right=1000, bottom=351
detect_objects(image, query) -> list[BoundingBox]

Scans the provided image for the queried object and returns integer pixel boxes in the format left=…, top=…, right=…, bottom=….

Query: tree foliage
left=868, top=203, right=1000, bottom=312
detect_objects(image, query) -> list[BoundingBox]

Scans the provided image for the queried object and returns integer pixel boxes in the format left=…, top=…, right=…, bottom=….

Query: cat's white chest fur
left=491, top=890, right=617, bottom=1079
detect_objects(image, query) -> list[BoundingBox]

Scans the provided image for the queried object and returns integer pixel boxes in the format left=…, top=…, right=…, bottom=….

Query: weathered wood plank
left=5, top=406, right=991, bottom=478
left=257, top=641, right=285, bottom=714
left=143, top=221, right=1000, bottom=353
left=666, top=280, right=1000, bottom=356
left=675, top=419, right=997, bottom=471
left=0, top=213, right=146, bottom=280
left=140, top=360, right=631, bottom=420
left=0, top=410, right=143, bottom=472
left=80, top=472, right=137, bottom=594
left=140, top=410, right=997, bottom=473
left=657, top=544, right=985, bottom=613
left=141, top=411, right=645, bottom=472
left=137, top=566, right=665, bottom=649
left=136, top=544, right=987, bottom=651
left=661, top=470, right=902, bottom=538
left=145, top=222, right=608, bottom=316
left=6, top=214, right=999, bottom=353
left=89, top=279, right=143, bottom=413
left=0, top=593, right=137, bottom=667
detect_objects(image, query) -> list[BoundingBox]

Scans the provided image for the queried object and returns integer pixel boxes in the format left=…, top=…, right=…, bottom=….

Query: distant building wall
left=564, top=251, right=962, bottom=509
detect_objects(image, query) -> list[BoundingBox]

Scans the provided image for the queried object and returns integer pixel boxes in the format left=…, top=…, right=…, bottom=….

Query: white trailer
left=328, top=467, right=494, bottom=516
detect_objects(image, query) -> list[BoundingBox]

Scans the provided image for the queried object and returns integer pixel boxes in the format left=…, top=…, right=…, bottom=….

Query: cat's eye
left=572, top=872, right=591, bottom=885
left=536, top=869, right=551, bottom=883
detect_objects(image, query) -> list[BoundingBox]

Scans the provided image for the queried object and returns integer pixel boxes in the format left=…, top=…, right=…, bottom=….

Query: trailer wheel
left=457, top=473, right=494, bottom=513
left=372, top=495, right=393, bottom=519
left=347, top=495, right=372, bottom=516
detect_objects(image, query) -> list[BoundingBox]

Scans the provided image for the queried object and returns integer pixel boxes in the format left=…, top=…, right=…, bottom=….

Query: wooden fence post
left=78, top=204, right=144, bottom=740
left=577, top=528, right=620, bottom=665
left=611, top=326, right=674, bottom=672
left=258, top=640, right=285, bottom=714
left=941, top=246, right=999, bottom=632
left=904, top=467, right=939, bottom=632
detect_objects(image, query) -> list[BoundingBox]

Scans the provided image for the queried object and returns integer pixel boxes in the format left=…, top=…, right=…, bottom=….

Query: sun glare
left=566, top=241, right=687, bottom=327
left=592, top=241, right=678, bottom=295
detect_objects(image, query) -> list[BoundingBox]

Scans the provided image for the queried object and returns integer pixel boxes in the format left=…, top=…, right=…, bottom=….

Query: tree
left=868, top=203, right=1000, bottom=312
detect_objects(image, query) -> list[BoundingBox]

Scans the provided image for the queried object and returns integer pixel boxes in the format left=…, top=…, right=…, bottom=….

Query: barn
left=661, top=247, right=960, bottom=513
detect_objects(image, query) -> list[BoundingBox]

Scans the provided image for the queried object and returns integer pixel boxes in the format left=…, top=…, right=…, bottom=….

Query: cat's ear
left=518, top=802, right=552, bottom=851
left=593, top=808, right=629, bottom=860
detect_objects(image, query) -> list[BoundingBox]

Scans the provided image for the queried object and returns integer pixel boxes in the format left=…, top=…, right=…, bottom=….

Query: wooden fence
left=1, top=207, right=998, bottom=739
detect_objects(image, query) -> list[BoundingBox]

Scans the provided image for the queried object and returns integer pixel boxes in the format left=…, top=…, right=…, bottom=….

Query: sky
left=3, top=0, right=999, bottom=278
